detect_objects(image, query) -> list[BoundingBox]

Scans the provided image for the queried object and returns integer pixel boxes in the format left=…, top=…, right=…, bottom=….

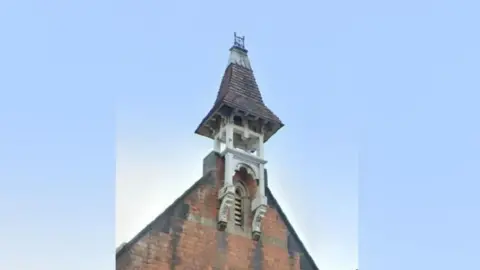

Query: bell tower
left=117, top=33, right=319, bottom=270
left=195, top=33, right=284, bottom=240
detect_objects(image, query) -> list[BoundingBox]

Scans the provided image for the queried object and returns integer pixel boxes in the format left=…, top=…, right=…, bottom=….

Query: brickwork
left=116, top=152, right=317, bottom=270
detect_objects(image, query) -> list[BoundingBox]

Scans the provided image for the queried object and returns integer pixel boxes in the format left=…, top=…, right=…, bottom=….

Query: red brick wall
left=116, top=154, right=304, bottom=270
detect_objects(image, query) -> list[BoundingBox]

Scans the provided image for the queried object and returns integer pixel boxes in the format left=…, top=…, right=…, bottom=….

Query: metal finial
left=233, top=32, right=246, bottom=50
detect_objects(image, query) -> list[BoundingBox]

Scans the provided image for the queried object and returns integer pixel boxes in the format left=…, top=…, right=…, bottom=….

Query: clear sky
left=1, top=1, right=479, bottom=270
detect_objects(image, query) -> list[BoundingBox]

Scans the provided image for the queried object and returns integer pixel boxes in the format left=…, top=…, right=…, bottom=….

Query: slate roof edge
left=266, top=187, right=320, bottom=270
left=194, top=63, right=235, bottom=136
left=115, top=171, right=215, bottom=259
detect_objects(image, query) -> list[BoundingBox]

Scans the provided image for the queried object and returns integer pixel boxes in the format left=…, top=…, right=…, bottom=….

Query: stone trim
left=187, top=213, right=287, bottom=249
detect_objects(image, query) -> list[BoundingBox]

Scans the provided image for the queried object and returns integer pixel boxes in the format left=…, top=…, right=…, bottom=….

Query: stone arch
left=234, top=162, right=258, bottom=180
left=234, top=180, right=249, bottom=197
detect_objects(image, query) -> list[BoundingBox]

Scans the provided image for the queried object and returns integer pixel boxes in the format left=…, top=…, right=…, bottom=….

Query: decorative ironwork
left=233, top=32, right=246, bottom=50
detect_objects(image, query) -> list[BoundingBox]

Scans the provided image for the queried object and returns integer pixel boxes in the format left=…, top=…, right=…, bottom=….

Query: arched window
left=233, top=115, right=243, bottom=126
left=233, top=182, right=247, bottom=227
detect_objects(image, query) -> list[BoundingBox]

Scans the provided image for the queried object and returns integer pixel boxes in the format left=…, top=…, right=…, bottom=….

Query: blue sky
left=1, top=0, right=479, bottom=270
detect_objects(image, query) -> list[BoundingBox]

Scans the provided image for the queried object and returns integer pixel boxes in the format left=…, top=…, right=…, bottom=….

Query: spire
left=228, top=33, right=251, bottom=70
left=194, top=34, right=284, bottom=240
left=195, top=33, right=283, bottom=143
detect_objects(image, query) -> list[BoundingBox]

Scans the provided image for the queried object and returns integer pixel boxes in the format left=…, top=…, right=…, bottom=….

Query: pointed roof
left=195, top=34, right=284, bottom=143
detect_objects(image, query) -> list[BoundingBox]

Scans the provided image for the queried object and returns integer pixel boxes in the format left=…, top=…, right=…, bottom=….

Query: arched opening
left=235, top=163, right=257, bottom=180
left=233, top=182, right=248, bottom=227
left=233, top=115, right=243, bottom=126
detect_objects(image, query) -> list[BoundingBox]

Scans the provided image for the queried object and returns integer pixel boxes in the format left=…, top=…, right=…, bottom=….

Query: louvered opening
left=234, top=188, right=243, bottom=226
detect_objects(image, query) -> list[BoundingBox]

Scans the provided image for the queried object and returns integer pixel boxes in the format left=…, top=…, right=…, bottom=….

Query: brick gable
left=116, top=152, right=318, bottom=270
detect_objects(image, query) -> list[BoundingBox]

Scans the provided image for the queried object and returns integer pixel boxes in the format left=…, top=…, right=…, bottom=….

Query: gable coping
left=115, top=171, right=215, bottom=259
left=266, top=188, right=320, bottom=270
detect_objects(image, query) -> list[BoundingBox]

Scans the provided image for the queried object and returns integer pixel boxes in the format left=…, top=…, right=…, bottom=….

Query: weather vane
left=233, top=32, right=246, bottom=50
